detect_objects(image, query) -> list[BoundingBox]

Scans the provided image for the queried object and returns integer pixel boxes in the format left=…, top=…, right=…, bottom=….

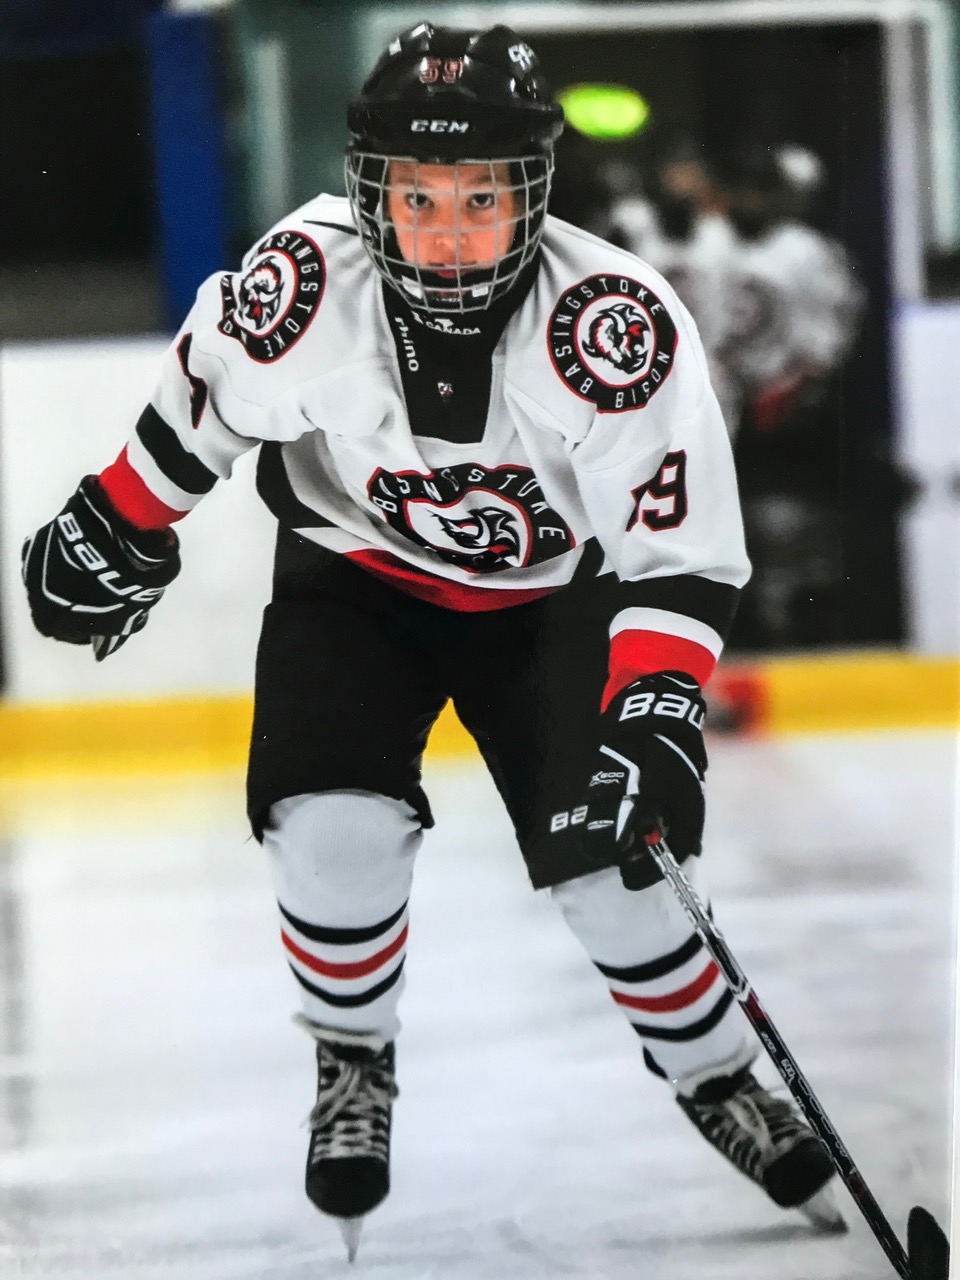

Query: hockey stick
left=625, top=830, right=951, bottom=1280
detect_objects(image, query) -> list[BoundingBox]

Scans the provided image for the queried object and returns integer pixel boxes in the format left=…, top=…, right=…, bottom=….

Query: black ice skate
left=296, top=1017, right=398, bottom=1261
left=677, top=1067, right=845, bottom=1232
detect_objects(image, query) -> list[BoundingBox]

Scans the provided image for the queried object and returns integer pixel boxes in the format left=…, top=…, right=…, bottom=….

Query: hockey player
left=20, top=23, right=843, bottom=1258
left=713, top=144, right=861, bottom=437
left=710, top=145, right=864, bottom=647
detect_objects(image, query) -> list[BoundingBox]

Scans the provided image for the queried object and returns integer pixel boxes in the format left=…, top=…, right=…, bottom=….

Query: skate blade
left=337, top=1216, right=364, bottom=1263
left=798, top=1185, right=847, bottom=1234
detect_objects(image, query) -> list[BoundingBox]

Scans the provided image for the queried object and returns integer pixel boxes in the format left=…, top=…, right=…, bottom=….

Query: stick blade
left=907, top=1205, right=950, bottom=1280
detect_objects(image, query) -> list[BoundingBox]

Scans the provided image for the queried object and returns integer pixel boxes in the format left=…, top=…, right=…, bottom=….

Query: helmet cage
left=345, top=148, right=553, bottom=314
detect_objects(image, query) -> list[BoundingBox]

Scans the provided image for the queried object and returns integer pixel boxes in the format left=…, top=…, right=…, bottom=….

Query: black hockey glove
left=581, top=671, right=707, bottom=890
left=21, top=475, right=180, bottom=661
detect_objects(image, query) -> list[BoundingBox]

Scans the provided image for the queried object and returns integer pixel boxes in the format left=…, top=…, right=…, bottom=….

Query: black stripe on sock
left=594, top=930, right=703, bottom=983
left=279, top=899, right=407, bottom=946
left=134, top=405, right=218, bottom=495
left=629, top=987, right=735, bottom=1043
left=289, top=958, right=405, bottom=1007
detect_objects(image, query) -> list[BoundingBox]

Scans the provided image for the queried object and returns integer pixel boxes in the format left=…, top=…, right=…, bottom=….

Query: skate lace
left=747, top=1083, right=811, bottom=1149
left=308, top=1053, right=398, bottom=1163
left=706, top=1095, right=771, bottom=1178
left=698, top=1081, right=809, bottom=1178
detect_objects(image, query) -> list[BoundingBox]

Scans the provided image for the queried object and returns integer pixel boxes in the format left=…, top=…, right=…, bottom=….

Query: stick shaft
left=642, top=838, right=910, bottom=1279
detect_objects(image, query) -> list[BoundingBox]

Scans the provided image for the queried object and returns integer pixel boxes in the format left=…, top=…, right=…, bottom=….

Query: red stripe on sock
left=98, top=447, right=187, bottom=529
left=611, top=960, right=720, bottom=1013
left=282, top=922, right=409, bottom=980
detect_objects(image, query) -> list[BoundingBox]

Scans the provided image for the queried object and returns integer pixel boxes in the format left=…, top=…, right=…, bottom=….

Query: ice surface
left=0, top=729, right=954, bottom=1278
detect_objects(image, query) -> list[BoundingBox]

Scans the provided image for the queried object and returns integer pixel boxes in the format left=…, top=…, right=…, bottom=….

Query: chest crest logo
left=548, top=273, right=678, bottom=413
left=368, top=463, right=574, bottom=573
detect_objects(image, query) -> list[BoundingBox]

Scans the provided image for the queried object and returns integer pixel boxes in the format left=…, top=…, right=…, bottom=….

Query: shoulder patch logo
left=218, top=231, right=325, bottom=362
left=548, top=274, right=678, bottom=412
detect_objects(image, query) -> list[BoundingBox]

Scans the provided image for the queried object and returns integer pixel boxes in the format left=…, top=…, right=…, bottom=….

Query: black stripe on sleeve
left=615, top=574, right=740, bottom=641
left=134, top=405, right=219, bottom=496
left=628, top=987, right=735, bottom=1043
left=288, top=958, right=405, bottom=1008
left=256, top=443, right=338, bottom=529
left=279, top=899, right=407, bottom=946
left=593, top=929, right=704, bottom=984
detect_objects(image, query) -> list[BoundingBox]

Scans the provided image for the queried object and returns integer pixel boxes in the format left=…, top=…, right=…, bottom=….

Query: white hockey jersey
left=607, top=197, right=739, bottom=434
left=717, top=221, right=862, bottom=393
left=99, top=194, right=749, bottom=691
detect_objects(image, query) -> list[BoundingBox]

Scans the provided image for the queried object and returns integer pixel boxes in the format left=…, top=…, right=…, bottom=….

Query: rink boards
left=0, top=649, right=956, bottom=783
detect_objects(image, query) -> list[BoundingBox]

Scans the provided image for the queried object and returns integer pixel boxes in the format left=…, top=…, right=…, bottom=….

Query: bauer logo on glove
left=618, top=684, right=706, bottom=729
left=21, top=475, right=181, bottom=661
left=578, top=670, right=708, bottom=891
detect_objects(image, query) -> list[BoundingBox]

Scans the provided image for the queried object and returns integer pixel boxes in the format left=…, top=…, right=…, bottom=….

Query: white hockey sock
left=551, top=864, right=756, bottom=1090
left=262, top=790, right=421, bottom=1042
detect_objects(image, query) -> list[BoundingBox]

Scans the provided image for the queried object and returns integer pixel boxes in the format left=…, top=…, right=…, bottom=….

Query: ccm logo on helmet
left=411, top=119, right=470, bottom=134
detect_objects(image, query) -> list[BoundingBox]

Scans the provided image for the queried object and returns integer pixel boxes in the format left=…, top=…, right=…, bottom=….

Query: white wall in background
left=894, top=301, right=960, bottom=655
left=0, top=304, right=957, bottom=704
left=0, top=338, right=276, bottom=703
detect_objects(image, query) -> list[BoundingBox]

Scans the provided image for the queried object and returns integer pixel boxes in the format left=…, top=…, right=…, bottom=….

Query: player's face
left=386, top=161, right=518, bottom=275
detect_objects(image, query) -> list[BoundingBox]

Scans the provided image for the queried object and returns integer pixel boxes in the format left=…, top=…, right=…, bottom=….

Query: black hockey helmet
left=713, top=144, right=786, bottom=239
left=347, top=21, right=563, bottom=161
left=345, top=22, right=565, bottom=315
left=713, top=144, right=785, bottom=196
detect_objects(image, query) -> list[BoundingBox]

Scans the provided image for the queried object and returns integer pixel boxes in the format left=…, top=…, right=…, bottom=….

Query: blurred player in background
left=20, top=23, right=843, bottom=1259
left=711, top=145, right=863, bottom=648
left=608, top=139, right=738, bottom=433
left=610, top=141, right=867, bottom=647
left=715, top=144, right=861, bottom=434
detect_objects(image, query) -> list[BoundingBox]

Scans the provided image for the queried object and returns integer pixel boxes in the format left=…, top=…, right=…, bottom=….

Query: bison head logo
left=582, top=302, right=653, bottom=375
left=433, top=507, right=521, bottom=562
left=239, top=261, right=283, bottom=329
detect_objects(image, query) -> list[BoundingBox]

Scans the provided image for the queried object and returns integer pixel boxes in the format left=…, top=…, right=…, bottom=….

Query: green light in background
left=558, top=83, right=650, bottom=140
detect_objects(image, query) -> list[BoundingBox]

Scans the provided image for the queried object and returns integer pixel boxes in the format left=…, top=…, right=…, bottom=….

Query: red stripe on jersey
left=347, top=548, right=557, bottom=612
left=602, top=629, right=717, bottom=710
left=98, top=447, right=187, bottom=529
left=281, top=922, right=409, bottom=980
left=611, top=960, right=720, bottom=1014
